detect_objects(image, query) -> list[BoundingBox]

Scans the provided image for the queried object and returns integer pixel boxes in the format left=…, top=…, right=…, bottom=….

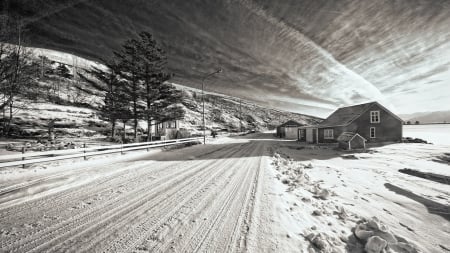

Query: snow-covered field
left=0, top=133, right=449, bottom=252
left=404, top=124, right=450, bottom=146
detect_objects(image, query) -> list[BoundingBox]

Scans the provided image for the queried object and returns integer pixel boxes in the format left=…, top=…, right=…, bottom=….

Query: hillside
left=5, top=47, right=321, bottom=141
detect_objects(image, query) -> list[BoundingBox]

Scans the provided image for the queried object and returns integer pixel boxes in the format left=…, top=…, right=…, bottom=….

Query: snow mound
left=305, top=232, right=345, bottom=253
left=354, top=217, right=420, bottom=253
left=272, top=153, right=310, bottom=190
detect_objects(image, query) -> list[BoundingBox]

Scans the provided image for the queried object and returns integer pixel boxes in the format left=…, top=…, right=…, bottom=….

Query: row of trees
left=83, top=32, right=184, bottom=141
left=0, top=15, right=41, bottom=136
left=1, top=14, right=80, bottom=137
left=1, top=16, right=183, bottom=140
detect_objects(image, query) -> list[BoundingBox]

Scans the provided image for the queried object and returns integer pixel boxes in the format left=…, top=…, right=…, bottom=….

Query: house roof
left=317, top=101, right=402, bottom=128
left=278, top=120, right=302, bottom=127
left=337, top=132, right=367, bottom=142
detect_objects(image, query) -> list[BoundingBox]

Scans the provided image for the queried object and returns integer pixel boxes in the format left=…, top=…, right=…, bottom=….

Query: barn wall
left=284, top=127, right=298, bottom=139
left=351, top=104, right=402, bottom=143
left=318, top=126, right=350, bottom=143
left=306, top=128, right=315, bottom=143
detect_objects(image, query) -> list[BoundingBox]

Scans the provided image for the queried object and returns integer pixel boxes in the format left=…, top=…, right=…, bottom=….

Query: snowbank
left=268, top=142, right=449, bottom=252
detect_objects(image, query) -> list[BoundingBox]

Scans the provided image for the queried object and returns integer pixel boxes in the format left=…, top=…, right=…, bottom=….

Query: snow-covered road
left=1, top=134, right=449, bottom=252
left=0, top=136, right=273, bottom=252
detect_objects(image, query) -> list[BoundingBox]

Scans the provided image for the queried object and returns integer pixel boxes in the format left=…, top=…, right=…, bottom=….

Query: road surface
left=0, top=135, right=276, bottom=252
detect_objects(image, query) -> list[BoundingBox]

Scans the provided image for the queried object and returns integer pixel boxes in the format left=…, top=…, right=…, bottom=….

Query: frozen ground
left=0, top=133, right=449, bottom=252
left=269, top=142, right=449, bottom=252
left=403, top=124, right=450, bottom=146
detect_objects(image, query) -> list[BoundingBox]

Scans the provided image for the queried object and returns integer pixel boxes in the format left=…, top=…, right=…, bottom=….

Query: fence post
left=22, top=147, right=26, bottom=169
left=121, top=143, right=124, bottom=155
left=83, top=143, right=87, bottom=160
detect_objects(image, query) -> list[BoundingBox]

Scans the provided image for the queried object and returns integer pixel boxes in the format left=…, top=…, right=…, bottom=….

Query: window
left=370, top=127, right=376, bottom=138
left=370, top=111, right=380, bottom=123
left=167, top=121, right=177, bottom=128
left=324, top=129, right=334, bottom=139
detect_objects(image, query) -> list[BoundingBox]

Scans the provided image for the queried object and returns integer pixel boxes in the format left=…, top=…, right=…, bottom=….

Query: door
left=298, top=129, right=306, bottom=141
left=306, top=129, right=313, bottom=143
left=312, top=129, right=317, bottom=143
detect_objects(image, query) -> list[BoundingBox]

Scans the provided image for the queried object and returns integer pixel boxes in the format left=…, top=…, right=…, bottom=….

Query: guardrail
left=0, top=137, right=203, bottom=169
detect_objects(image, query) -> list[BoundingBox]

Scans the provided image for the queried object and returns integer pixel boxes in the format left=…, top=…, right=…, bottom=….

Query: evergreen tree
left=114, top=38, right=142, bottom=141
left=152, top=82, right=185, bottom=126
left=81, top=62, right=131, bottom=139
left=114, top=31, right=184, bottom=142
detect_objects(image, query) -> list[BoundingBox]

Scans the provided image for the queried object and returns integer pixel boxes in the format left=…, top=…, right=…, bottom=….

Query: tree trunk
left=132, top=76, right=138, bottom=142
left=147, top=118, right=153, bottom=142
left=2, top=104, right=5, bottom=137
left=133, top=106, right=138, bottom=141
left=48, top=119, right=55, bottom=141
left=146, top=80, right=151, bottom=142
left=122, top=121, right=126, bottom=142
left=6, top=101, right=13, bottom=136
left=111, top=119, right=116, bottom=138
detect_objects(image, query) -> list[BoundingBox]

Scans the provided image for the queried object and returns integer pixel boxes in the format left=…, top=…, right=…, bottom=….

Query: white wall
left=285, top=127, right=298, bottom=139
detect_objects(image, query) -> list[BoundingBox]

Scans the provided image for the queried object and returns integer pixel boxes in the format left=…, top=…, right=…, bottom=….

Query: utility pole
left=239, top=99, right=242, bottom=133
left=201, top=68, right=222, bottom=144
left=41, top=54, right=44, bottom=78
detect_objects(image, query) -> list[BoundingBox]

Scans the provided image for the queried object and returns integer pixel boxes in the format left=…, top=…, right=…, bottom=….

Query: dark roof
left=319, top=102, right=376, bottom=127
left=317, top=101, right=401, bottom=127
left=278, top=120, right=302, bottom=127
left=337, top=132, right=367, bottom=142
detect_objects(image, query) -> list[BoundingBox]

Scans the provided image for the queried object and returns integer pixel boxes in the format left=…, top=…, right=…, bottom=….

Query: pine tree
left=114, top=38, right=143, bottom=141
left=114, top=31, right=184, bottom=142
left=81, top=62, right=131, bottom=139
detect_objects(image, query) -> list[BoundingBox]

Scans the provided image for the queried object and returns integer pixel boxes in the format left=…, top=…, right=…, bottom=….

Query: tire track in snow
left=95, top=142, right=258, bottom=252
left=4, top=150, right=236, bottom=252
left=0, top=141, right=256, bottom=252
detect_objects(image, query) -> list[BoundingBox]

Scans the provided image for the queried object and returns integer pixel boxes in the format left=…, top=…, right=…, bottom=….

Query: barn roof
left=278, top=120, right=302, bottom=127
left=317, top=101, right=401, bottom=127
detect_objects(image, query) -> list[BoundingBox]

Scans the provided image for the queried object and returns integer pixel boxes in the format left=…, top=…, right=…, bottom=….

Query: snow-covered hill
left=8, top=47, right=321, bottom=140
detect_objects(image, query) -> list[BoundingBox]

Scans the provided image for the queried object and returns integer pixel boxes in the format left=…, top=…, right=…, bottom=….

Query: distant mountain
left=400, top=111, right=450, bottom=124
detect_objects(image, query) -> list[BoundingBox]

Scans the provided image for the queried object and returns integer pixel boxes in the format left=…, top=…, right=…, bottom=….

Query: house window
left=167, top=121, right=176, bottom=128
left=324, top=129, right=334, bottom=139
left=370, top=127, right=376, bottom=138
left=370, top=111, right=380, bottom=123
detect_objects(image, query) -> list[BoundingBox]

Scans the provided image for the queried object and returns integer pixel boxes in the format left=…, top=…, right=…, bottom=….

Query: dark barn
left=299, top=102, right=403, bottom=144
left=276, top=120, right=302, bottom=139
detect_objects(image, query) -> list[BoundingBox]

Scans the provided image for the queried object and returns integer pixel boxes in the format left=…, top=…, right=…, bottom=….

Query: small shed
left=337, top=132, right=366, bottom=150
left=276, top=120, right=302, bottom=139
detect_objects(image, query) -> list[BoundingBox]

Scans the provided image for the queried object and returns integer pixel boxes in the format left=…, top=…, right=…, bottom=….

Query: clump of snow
left=353, top=217, right=419, bottom=253
left=365, top=236, right=387, bottom=253
left=304, top=232, right=344, bottom=252
left=272, top=153, right=310, bottom=190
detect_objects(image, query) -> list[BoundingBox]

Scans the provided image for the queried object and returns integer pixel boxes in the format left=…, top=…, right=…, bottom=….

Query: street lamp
left=202, top=68, right=222, bottom=144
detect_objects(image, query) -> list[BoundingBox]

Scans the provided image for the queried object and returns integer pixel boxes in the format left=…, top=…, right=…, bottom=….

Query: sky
left=236, top=0, right=450, bottom=117
left=6, top=0, right=450, bottom=118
